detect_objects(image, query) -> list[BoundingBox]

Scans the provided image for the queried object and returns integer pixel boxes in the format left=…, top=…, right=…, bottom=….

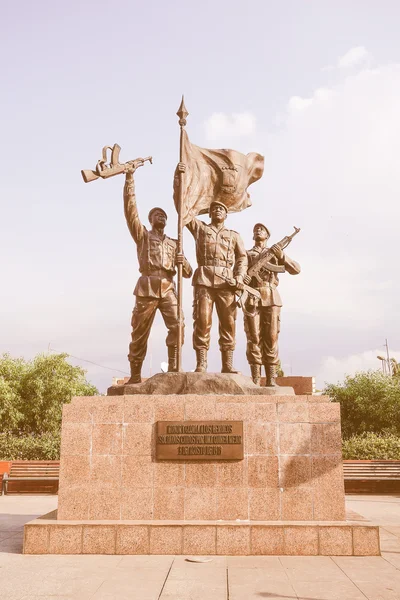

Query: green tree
left=0, top=352, right=97, bottom=435
left=324, top=370, right=400, bottom=439
left=0, top=354, right=27, bottom=432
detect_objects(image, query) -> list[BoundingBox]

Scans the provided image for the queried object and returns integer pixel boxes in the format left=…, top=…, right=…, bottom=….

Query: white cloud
left=322, top=46, right=371, bottom=71
left=337, top=46, right=370, bottom=69
left=204, top=111, right=256, bottom=141
left=317, top=349, right=400, bottom=387
left=287, top=96, right=313, bottom=112
left=260, top=58, right=400, bottom=382
left=287, top=88, right=334, bottom=113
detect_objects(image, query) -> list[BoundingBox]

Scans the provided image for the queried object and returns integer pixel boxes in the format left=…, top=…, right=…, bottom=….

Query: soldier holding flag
left=174, top=102, right=264, bottom=373
left=176, top=170, right=247, bottom=373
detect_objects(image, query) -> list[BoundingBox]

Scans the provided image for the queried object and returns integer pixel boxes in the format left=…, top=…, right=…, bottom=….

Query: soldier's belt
left=202, top=259, right=233, bottom=267
left=142, top=269, right=173, bottom=278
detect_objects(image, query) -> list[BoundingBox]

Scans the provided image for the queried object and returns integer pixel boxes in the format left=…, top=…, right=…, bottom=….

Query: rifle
left=215, top=272, right=261, bottom=308
left=81, top=144, right=152, bottom=183
left=248, top=226, right=300, bottom=284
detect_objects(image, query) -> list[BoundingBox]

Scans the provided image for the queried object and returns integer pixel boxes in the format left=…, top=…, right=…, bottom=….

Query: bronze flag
left=173, top=130, right=264, bottom=225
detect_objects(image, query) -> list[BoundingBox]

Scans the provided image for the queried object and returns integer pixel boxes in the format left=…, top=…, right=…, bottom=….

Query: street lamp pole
left=385, top=338, right=392, bottom=376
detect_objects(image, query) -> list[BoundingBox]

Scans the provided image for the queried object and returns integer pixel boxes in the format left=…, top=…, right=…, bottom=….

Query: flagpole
left=176, top=96, right=189, bottom=372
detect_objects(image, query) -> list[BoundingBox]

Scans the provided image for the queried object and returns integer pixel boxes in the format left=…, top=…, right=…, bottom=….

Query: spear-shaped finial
left=175, top=95, right=189, bottom=372
left=177, top=95, right=189, bottom=127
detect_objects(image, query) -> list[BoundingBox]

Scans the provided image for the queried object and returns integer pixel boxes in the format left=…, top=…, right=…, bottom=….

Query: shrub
left=324, top=370, right=400, bottom=439
left=0, top=432, right=61, bottom=461
left=342, top=432, right=400, bottom=460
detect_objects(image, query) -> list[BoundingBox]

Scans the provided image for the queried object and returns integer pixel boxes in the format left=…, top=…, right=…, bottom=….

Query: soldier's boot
left=195, top=349, right=208, bottom=373
left=265, top=364, right=277, bottom=387
left=250, top=364, right=261, bottom=385
left=221, top=350, right=239, bottom=374
left=168, top=345, right=178, bottom=372
left=127, top=360, right=142, bottom=384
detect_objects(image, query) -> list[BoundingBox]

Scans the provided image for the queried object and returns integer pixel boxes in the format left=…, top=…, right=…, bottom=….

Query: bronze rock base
left=107, top=371, right=295, bottom=396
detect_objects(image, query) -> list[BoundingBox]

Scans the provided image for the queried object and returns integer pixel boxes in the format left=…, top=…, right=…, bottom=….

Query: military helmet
left=148, top=207, right=167, bottom=223
left=209, top=200, right=228, bottom=216
left=253, top=222, right=270, bottom=237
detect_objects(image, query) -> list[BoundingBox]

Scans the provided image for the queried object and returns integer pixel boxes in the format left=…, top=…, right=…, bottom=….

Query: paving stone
left=228, top=578, right=298, bottom=600
left=160, top=579, right=227, bottom=600
left=355, top=577, right=400, bottom=600
left=292, top=579, right=367, bottom=599
left=280, top=556, right=348, bottom=581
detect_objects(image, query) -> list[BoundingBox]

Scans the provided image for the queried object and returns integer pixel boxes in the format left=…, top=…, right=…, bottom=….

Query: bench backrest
left=8, top=461, right=60, bottom=478
left=343, top=460, right=400, bottom=479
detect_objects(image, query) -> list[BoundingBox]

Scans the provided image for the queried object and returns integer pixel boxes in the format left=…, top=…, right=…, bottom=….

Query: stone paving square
left=1, top=494, right=400, bottom=598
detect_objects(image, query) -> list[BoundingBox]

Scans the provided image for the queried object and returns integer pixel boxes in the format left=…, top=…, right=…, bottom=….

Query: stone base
left=107, top=372, right=294, bottom=396
left=24, top=514, right=380, bottom=556
left=31, top=391, right=370, bottom=556
left=54, top=393, right=347, bottom=522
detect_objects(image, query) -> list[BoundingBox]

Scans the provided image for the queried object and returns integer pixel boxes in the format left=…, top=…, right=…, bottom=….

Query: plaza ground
left=1, top=495, right=400, bottom=599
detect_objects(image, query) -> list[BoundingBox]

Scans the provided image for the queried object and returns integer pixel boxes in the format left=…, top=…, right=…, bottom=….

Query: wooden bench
left=2, top=461, right=60, bottom=495
left=344, top=460, right=400, bottom=493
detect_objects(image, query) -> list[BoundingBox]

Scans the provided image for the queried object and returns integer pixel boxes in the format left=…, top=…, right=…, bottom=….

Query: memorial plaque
left=156, top=421, right=244, bottom=461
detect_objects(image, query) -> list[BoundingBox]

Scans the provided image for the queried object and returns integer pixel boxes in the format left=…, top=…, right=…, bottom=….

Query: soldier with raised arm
left=123, top=165, right=192, bottom=383
left=244, top=223, right=301, bottom=386
left=180, top=162, right=247, bottom=373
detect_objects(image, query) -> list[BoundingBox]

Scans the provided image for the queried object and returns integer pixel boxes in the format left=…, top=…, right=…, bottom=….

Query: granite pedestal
left=23, top=383, right=380, bottom=555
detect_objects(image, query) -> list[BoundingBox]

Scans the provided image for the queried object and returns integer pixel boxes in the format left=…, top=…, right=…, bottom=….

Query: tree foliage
left=0, top=352, right=97, bottom=435
left=324, top=370, right=400, bottom=439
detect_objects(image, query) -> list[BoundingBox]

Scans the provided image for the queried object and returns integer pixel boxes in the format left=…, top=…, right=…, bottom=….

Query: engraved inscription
left=156, top=421, right=244, bottom=461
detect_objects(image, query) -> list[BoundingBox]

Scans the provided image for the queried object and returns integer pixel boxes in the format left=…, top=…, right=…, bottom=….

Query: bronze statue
left=243, top=223, right=300, bottom=386
left=178, top=161, right=248, bottom=373
left=123, top=165, right=192, bottom=383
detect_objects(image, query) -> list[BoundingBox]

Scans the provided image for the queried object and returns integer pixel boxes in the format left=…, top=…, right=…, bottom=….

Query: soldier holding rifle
left=123, top=164, right=192, bottom=383
left=244, top=223, right=301, bottom=386
left=82, top=144, right=193, bottom=383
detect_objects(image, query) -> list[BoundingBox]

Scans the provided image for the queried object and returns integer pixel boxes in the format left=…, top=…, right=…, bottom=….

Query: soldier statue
left=243, top=223, right=301, bottom=386
left=123, top=165, right=192, bottom=383
left=178, top=159, right=247, bottom=373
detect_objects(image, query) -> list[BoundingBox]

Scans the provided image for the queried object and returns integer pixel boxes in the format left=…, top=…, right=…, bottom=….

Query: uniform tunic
left=186, top=218, right=247, bottom=351
left=124, top=177, right=192, bottom=363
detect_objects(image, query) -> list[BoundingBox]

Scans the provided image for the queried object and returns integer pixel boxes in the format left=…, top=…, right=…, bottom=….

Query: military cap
left=253, top=222, right=270, bottom=237
left=209, top=200, right=228, bottom=216
left=148, top=207, right=168, bottom=222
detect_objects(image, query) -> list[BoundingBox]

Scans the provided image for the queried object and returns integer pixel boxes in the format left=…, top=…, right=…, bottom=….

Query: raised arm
left=123, top=171, right=145, bottom=244
left=185, top=216, right=203, bottom=237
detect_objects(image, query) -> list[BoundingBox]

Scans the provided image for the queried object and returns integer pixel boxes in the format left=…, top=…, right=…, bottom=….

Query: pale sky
left=1, top=1, right=399, bottom=392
